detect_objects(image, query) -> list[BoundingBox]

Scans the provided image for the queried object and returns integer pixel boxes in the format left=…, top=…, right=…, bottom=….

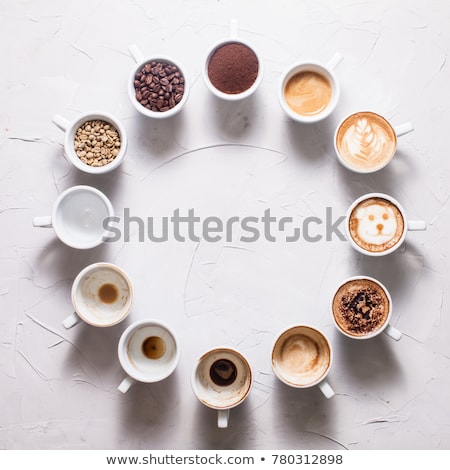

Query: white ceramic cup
left=271, top=325, right=335, bottom=399
left=278, top=52, right=343, bottom=123
left=63, top=262, right=133, bottom=329
left=32, top=185, right=114, bottom=249
left=191, top=347, right=253, bottom=428
left=52, top=111, right=127, bottom=174
left=332, top=276, right=402, bottom=341
left=118, top=319, right=180, bottom=393
left=334, top=111, right=414, bottom=173
left=345, top=192, right=427, bottom=257
left=202, top=19, right=264, bottom=101
left=127, top=44, right=189, bottom=118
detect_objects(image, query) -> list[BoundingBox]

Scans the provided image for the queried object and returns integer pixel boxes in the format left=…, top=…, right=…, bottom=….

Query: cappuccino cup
left=32, top=185, right=114, bottom=249
left=191, top=347, right=253, bottom=428
left=271, top=325, right=335, bottom=399
left=334, top=111, right=414, bottom=173
left=332, top=276, right=402, bottom=341
left=346, top=192, right=427, bottom=256
left=278, top=52, right=343, bottom=123
left=63, top=262, right=133, bottom=329
left=118, top=319, right=180, bottom=393
left=52, top=111, right=127, bottom=175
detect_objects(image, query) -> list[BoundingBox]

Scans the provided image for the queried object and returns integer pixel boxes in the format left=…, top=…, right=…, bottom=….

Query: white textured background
left=1, top=0, right=449, bottom=450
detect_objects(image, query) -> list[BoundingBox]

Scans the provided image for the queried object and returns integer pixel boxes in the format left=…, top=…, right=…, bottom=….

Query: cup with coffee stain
left=117, top=319, right=180, bottom=393
left=203, top=19, right=264, bottom=101
left=271, top=325, right=335, bottom=398
left=191, top=347, right=253, bottom=428
left=334, top=111, right=414, bottom=173
left=63, top=262, right=133, bottom=329
left=332, top=276, right=402, bottom=341
left=278, top=53, right=343, bottom=123
left=345, top=192, right=427, bottom=257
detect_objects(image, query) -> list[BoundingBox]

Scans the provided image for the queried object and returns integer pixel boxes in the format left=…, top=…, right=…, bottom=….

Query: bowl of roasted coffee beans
left=52, top=111, right=128, bottom=175
left=128, top=44, right=189, bottom=119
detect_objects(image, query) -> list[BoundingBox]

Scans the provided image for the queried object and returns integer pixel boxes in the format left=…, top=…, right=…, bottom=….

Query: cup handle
left=394, top=122, right=414, bottom=137
left=128, top=44, right=145, bottom=64
left=32, top=216, right=52, bottom=228
left=52, top=114, right=70, bottom=132
left=384, top=324, right=402, bottom=341
left=62, top=312, right=82, bottom=330
left=318, top=380, right=335, bottom=399
left=217, top=409, right=230, bottom=428
left=118, top=375, right=136, bottom=394
left=408, top=220, right=427, bottom=231
left=327, top=52, right=344, bottom=70
left=229, top=18, right=239, bottom=38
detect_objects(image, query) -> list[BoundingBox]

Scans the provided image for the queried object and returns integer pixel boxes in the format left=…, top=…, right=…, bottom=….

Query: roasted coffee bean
left=134, top=60, right=185, bottom=112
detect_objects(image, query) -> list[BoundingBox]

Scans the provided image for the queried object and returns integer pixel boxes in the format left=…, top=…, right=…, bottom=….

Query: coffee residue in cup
left=142, top=336, right=166, bottom=360
left=134, top=61, right=185, bottom=112
left=74, top=120, right=121, bottom=167
left=333, top=279, right=390, bottom=336
left=98, top=283, right=119, bottom=304
left=208, top=42, right=258, bottom=94
left=209, top=359, right=237, bottom=386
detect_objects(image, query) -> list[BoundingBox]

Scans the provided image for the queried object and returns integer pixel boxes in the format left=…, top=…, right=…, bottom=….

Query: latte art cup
left=271, top=325, right=335, bottom=399
left=63, top=262, right=133, bottom=330
left=191, top=347, right=253, bottom=428
left=332, top=276, right=402, bottom=341
left=334, top=111, right=414, bottom=173
left=278, top=52, right=343, bottom=123
left=346, top=193, right=427, bottom=256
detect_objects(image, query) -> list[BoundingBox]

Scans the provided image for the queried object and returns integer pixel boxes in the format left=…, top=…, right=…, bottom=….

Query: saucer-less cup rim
left=345, top=192, right=427, bottom=257
left=331, top=275, right=401, bottom=341
left=66, top=262, right=133, bottom=329
left=118, top=319, right=180, bottom=390
left=127, top=45, right=189, bottom=119
left=278, top=55, right=342, bottom=123
left=334, top=110, right=414, bottom=173
left=52, top=111, right=128, bottom=175
left=32, top=185, right=114, bottom=250
left=271, top=324, right=333, bottom=395
left=202, top=37, right=264, bottom=101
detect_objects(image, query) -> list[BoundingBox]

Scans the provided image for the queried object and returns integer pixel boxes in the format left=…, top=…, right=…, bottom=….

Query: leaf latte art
left=336, top=112, right=397, bottom=172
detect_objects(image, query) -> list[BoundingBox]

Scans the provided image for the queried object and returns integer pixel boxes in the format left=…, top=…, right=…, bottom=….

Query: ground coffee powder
left=207, top=42, right=259, bottom=94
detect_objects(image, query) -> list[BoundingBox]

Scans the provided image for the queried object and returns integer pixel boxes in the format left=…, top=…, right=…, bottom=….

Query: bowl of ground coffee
left=203, top=20, right=263, bottom=101
left=127, top=44, right=189, bottom=118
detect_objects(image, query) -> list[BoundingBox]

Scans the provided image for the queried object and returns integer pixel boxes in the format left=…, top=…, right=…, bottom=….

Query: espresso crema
left=336, top=111, right=397, bottom=172
left=348, top=196, right=405, bottom=253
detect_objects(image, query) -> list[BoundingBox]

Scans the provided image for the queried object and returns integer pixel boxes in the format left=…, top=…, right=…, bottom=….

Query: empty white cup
left=32, top=185, right=114, bottom=249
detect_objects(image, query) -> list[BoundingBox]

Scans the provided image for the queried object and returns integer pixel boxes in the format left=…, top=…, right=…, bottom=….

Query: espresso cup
left=332, top=276, right=402, bottom=341
left=203, top=19, right=264, bottom=101
left=334, top=111, right=414, bottom=173
left=278, top=52, right=343, bottom=123
left=127, top=44, right=189, bottom=118
left=32, top=185, right=114, bottom=249
left=118, top=319, right=180, bottom=393
left=346, top=192, right=427, bottom=256
left=52, top=111, right=127, bottom=174
left=271, top=325, right=335, bottom=399
left=191, top=347, right=253, bottom=428
left=63, top=262, right=133, bottom=329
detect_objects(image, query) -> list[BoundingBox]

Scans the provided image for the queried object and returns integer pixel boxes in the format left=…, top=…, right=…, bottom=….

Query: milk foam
left=354, top=203, right=399, bottom=246
left=338, top=115, right=396, bottom=170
